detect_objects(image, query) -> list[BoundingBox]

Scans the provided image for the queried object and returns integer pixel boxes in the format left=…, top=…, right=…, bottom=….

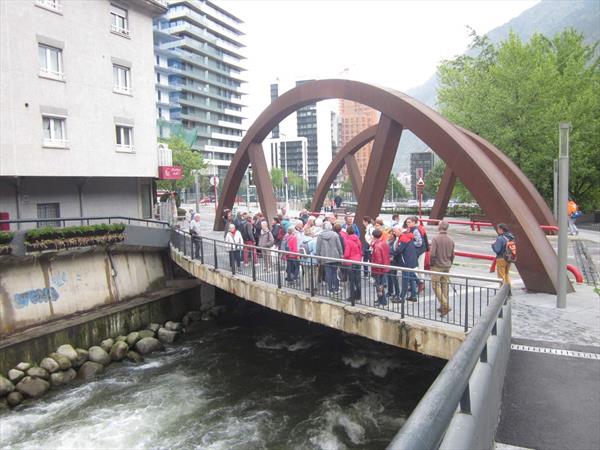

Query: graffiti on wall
left=14, top=287, right=59, bottom=309
left=51, top=271, right=68, bottom=288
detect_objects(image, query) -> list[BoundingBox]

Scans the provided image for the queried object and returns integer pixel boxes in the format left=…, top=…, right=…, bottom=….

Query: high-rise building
left=153, top=0, right=246, bottom=181
left=268, top=137, right=308, bottom=181
left=339, top=100, right=379, bottom=179
left=410, top=152, right=435, bottom=199
left=0, top=0, right=167, bottom=226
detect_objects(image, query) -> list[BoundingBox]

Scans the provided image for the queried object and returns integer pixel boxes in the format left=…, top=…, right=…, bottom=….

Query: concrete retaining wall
left=171, top=248, right=465, bottom=360
left=0, top=249, right=168, bottom=335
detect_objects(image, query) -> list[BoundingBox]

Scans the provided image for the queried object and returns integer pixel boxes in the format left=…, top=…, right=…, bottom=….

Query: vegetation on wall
left=24, top=224, right=126, bottom=252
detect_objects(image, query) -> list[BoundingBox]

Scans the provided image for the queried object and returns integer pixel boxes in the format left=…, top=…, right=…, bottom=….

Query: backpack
left=503, top=236, right=517, bottom=263
left=275, top=224, right=284, bottom=241
left=418, top=225, right=430, bottom=252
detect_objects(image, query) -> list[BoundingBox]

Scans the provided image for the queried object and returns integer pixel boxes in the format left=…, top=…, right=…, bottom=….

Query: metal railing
left=171, top=230, right=502, bottom=329
left=386, top=283, right=511, bottom=449
left=0, top=216, right=170, bottom=231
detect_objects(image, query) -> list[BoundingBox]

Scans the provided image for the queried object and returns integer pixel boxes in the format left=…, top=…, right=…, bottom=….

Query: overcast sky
left=221, top=0, right=539, bottom=124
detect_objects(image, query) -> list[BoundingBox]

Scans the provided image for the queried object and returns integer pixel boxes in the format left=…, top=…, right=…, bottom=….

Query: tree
left=424, top=161, right=473, bottom=202
left=157, top=135, right=205, bottom=191
left=437, top=29, right=600, bottom=209
left=341, top=178, right=353, bottom=194
left=386, top=175, right=409, bottom=200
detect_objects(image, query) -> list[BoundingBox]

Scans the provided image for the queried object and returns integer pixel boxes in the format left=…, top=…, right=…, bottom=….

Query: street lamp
left=280, top=133, right=289, bottom=211
left=416, top=177, right=425, bottom=219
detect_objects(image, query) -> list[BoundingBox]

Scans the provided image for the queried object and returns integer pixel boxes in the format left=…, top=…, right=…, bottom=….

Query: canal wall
left=0, top=280, right=215, bottom=375
left=0, top=249, right=169, bottom=336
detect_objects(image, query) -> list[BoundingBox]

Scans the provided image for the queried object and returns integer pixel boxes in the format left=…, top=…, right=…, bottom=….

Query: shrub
left=25, top=224, right=126, bottom=243
left=0, top=231, right=14, bottom=245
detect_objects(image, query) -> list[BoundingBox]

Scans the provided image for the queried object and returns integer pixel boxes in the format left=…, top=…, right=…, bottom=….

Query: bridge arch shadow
left=215, top=79, right=562, bottom=294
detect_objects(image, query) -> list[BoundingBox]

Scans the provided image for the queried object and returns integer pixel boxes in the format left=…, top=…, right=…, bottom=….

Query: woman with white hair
left=257, top=220, right=274, bottom=271
left=225, top=223, right=243, bottom=270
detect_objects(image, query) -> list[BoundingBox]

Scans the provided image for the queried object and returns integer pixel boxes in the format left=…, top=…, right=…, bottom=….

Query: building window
left=115, top=125, right=134, bottom=152
left=37, top=203, right=61, bottom=228
left=112, top=64, right=131, bottom=94
left=35, top=0, right=62, bottom=13
left=42, top=116, right=67, bottom=147
left=110, top=4, right=129, bottom=36
left=38, top=44, right=63, bottom=80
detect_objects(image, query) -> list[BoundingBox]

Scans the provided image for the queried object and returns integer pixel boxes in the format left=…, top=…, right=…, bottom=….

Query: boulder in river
left=182, top=311, right=203, bottom=326
left=16, top=376, right=50, bottom=398
left=100, top=339, right=114, bottom=353
left=157, top=327, right=178, bottom=344
left=110, top=341, right=129, bottom=362
left=56, top=344, right=79, bottom=362
left=115, top=335, right=127, bottom=342
left=48, top=352, right=72, bottom=370
left=126, top=332, right=140, bottom=347
left=0, top=375, right=15, bottom=397
left=27, top=367, right=50, bottom=380
left=15, top=362, right=32, bottom=372
left=40, top=357, right=60, bottom=374
left=138, top=329, right=155, bottom=339
left=8, top=369, right=25, bottom=384
left=164, top=321, right=182, bottom=332
left=147, top=323, right=160, bottom=333
left=7, top=391, right=23, bottom=408
left=73, top=349, right=89, bottom=369
left=135, top=337, right=164, bottom=355
left=77, top=361, right=105, bottom=380
left=50, top=368, right=77, bottom=387
left=126, top=351, right=144, bottom=363
left=88, top=346, right=110, bottom=366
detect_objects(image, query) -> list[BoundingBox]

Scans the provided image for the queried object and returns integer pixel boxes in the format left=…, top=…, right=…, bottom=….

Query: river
left=0, top=296, right=444, bottom=449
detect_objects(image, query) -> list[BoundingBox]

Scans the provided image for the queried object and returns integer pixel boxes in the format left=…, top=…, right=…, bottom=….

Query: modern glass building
left=153, top=0, right=246, bottom=181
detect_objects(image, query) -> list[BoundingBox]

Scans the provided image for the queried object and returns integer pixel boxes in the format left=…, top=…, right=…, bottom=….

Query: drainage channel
left=511, top=344, right=600, bottom=360
left=573, top=240, right=599, bottom=286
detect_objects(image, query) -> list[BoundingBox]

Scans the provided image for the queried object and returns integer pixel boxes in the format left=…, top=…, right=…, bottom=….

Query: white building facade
left=0, top=0, right=166, bottom=227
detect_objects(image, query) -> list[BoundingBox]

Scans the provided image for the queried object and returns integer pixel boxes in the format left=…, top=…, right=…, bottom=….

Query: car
left=407, top=199, right=419, bottom=207
left=199, top=196, right=214, bottom=204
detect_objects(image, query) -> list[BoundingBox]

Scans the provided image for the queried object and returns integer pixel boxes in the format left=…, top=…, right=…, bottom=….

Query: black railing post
left=213, top=241, right=218, bottom=269
left=252, top=253, right=256, bottom=281
left=309, top=258, right=315, bottom=297
left=199, top=237, right=204, bottom=264
left=464, top=279, right=469, bottom=332
left=460, top=385, right=471, bottom=414
left=277, top=253, right=282, bottom=288
left=231, top=248, right=236, bottom=275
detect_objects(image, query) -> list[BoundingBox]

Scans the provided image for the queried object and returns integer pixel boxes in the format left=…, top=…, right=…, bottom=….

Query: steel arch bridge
left=214, top=79, right=561, bottom=294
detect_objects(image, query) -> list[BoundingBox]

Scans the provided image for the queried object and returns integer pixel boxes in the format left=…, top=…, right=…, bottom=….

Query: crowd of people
left=182, top=206, right=518, bottom=318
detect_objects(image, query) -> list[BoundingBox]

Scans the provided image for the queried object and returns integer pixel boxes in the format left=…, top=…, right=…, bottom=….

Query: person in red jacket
left=343, top=226, right=363, bottom=304
left=284, top=227, right=299, bottom=283
left=371, top=228, right=390, bottom=306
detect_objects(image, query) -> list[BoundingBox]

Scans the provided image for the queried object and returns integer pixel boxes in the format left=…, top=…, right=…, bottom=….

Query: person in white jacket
left=225, top=223, right=243, bottom=270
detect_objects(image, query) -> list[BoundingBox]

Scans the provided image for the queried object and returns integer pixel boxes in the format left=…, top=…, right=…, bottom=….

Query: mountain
left=393, top=0, right=600, bottom=174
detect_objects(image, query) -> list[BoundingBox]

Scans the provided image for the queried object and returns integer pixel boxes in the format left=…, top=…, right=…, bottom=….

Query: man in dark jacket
left=393, top=222, right=419, bottom=302
left=429, top=221, right=454, bottom=316
left=491, top=223, right=514, bottom=286
left=316, top=222, right=343, bottom=294
left=242, top=216, right=257, bottom=265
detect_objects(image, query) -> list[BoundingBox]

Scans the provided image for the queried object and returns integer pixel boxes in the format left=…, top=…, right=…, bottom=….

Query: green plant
left=0, top=231, right=14, bottom=245
left=25, top=224, right=125, bottom=243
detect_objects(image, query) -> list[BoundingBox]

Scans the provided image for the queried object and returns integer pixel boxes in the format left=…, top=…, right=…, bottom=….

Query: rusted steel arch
left=430, top=127, right=557, bottom=227
left=311, top=125, right=377, bottom=213
left=216, top=79, right=564, bottom=294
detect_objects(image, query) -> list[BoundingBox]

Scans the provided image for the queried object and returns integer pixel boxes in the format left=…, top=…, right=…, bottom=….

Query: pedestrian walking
left=567, top=198, right=580, bottom=236
left=258, top=220, right=274, bottom=271
left=491, top=223, right=516, bottom=287
left=407, top=216, right=429, bottom=292
left=371, top=228, right=391, bottom=306
left=316, top=221, right=343, bottom=294
left=241, top=216, right=258, bottom=265
left=299, top=229, right=318, bottom=292
left=283, top=227, right=300, bottom=283
left=429, top=221, right=454, bottom=316
left=272, top=217, right=284, bottom=249
left=387, top=226, right=402, bottom=302
left=343, top=225, right=362, bottom=303
left=225, top=223, right=243, bottom=270
left=393, top=223, right=419, bottom=303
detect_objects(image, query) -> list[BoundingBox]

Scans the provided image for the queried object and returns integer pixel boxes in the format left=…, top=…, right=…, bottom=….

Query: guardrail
left=387, top=283, right=511, bottom=449
left=171, top=230, right=502, bottom=330
left=0, top=216, right=170, bottom=231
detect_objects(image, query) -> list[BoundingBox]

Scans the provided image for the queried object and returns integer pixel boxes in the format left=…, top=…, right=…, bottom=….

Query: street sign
left=209, top=176, right=219, bottom=187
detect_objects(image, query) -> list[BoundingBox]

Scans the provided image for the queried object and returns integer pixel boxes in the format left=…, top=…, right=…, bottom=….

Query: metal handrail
left=386, top=283, right=510, bottom=449
left=1, top=216, right=170, bottom=228
left=174, top=229, right=502, bottom=285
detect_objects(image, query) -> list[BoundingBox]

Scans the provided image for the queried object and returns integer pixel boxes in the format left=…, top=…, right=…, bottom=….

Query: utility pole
left=557, top=123, right=570, bottom=308
left=553, top=159, right=558, bottom=220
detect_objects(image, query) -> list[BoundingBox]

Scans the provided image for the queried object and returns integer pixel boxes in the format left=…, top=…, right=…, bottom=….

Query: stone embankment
left=0, top=306, right=225, bottom=409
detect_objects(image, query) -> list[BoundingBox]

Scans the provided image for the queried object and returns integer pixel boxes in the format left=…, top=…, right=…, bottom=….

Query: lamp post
left=416, top=177, right=425, bottom=219
left=280, top=133, right=289, bottom=212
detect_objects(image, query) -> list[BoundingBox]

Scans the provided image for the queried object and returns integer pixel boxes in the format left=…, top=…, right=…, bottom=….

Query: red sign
left=158, top=166, right=183, bottom=180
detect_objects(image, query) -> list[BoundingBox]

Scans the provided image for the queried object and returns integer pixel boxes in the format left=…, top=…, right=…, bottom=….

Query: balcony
left=42, top=138, right=68, bottom=149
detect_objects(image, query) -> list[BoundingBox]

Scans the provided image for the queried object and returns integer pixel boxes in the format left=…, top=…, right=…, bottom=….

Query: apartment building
left=339, top=99, right=379, bottom=179
left=0, top=0, right=167, bottom=227
left=153, top=0, right=246, bottom=181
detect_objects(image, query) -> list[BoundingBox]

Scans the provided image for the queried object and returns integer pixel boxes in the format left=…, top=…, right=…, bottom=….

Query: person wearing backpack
left=408, top=216, right=429, bottom=293
left=567, top=198, right=580, bottom=236
left=491, top=223, right=516, bottom=286
left=299, top=229, right=317, bottom=291
left=272, top=217, right=284, bottom=249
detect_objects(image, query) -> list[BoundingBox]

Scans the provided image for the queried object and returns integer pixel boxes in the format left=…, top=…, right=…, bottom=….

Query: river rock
left=73, top=349, right=89, bottom=369
left=115, top=335, right=127, bottom=342
left=40, top=357, right=60, bottom=374
left=16, top=376, right=49, bottom=398
left=182, top=311, right=203, bottom=326
left=147, top=323, right=160, bottom=333
left=110, top=341, right=129, bottom=362
left=50, top=368, right=77, bottom=387
left=77, top=361, right=104, bottom=380
left=7, top=391, right=23, bottom=408
left=126, top=332, right=140, bottom=347
left=88, top=346, right=110, bottom=366
left=100, top=339, right=114, bottom=353
left=157, top=327, right=178, bottom=344
left=0, top=375, right=15, bottom=397
left=138, top=329, right=155, bottom=339
left=126, top=351, right=144, bottom=363
left=27, top=367, right=49, bottom=380
left=135, top=337, right=164, bottom=355
left=8, top=369, right=25, bottom=384
left=15, top=362, right=32, bottom=372
left=207, top=305, right=227, bottom=318
left=185, top=322, right=203, bottom=333
left=56, top=344, right=79, bottom=362
left=164, top=321, right=182, bottom=332
left=48, top=352, right=72, bottom=370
